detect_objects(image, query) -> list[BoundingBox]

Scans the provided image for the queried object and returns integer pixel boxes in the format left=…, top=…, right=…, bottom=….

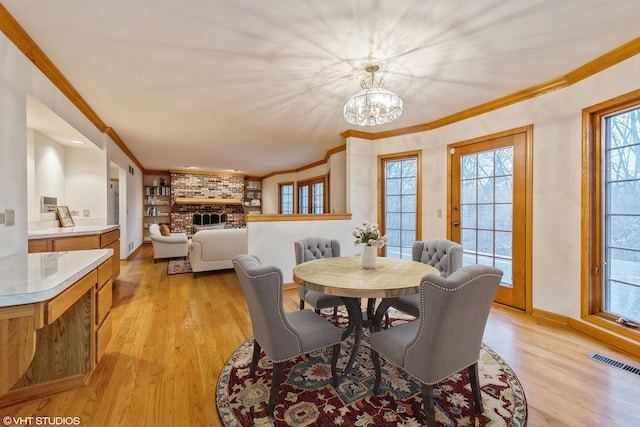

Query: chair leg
left=267, top=362, right=284, bottom=415
left=315, top=308, right=321, bottom=314
left=468, top=362, right=484, bottom=413
left=421, top=383, right=436, bottom=427
left=330, top=343, right=341, bottom=387
left=384, top=311, right=390, bottom=329
left=249, top=340, right=261, bottom=377
left=333, top=306, right=338, bottom=316
left=372, top=349, right=381, bottom=394
left=299, top=299, right=305, bottom=310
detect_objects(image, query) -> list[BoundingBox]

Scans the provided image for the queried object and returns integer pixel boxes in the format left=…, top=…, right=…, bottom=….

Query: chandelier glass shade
left=343, top=65, right=403, bottom=126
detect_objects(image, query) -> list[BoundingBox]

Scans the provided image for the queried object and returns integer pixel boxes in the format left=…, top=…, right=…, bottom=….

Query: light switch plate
left=5, top=209, right=15, bottom=226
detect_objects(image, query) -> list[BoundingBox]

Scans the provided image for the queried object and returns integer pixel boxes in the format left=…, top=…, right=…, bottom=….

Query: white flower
left=352, top=221, right=388, bottom=248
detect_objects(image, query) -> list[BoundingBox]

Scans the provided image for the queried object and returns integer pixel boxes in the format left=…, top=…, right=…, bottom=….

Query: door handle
left=453, top=221, right=460, bottom=227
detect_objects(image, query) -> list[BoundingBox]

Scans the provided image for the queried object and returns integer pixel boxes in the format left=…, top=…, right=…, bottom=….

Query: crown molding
left=259, top=144, right=346, bottom=180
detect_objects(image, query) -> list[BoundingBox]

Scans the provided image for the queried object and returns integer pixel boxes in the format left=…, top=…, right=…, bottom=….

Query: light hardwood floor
left=3, top=245, right=640, bottom=426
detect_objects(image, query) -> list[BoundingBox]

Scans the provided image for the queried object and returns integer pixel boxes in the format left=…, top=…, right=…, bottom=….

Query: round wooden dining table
left=293, top=256, right=439, bottom=375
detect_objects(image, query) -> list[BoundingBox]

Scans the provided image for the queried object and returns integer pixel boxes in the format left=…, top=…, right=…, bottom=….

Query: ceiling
left=4, top=0, right=640, bottom=176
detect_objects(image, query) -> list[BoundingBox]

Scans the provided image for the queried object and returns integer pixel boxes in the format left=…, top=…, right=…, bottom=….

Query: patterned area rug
left=167, top=259, right=192, bottom=275
left=216, top=310, right=527, bottom=426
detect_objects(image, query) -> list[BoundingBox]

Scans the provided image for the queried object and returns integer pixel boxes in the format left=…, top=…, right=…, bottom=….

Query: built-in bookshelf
left=143, top=173, right=171, bottom=242
left=244, top=178, right=262, bottom=215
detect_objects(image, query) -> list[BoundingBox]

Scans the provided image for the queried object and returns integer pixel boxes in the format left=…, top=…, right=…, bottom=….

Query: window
left=297, top=175, right=328, bottom=214
left=379, top=152, right=421, bottom=259
left=279, top=183, right=294, bottom=214
left=584, top=91, right=640, bottom=335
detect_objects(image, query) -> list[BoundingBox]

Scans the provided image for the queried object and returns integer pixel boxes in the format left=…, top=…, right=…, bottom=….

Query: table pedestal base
left=341, top=297, right=398, bottom=375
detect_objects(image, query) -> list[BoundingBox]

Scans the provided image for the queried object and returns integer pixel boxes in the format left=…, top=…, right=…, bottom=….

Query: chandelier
left=343, top=65, right=403, bottom=126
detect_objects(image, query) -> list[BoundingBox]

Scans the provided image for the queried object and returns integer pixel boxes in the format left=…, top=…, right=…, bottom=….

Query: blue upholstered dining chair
left=389, top=239, right=463, bottom=322
left=232, top=254, right=342, bottom=415
left=370, top=264, right=503, bottom=427
left=294, top=237, right=344, bottom=315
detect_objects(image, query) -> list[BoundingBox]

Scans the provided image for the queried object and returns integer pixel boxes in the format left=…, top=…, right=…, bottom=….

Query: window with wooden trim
left=279, top=182, right=294, bottom=214
left=379, top=151, right=421, bottom=259
left=584, top=91, right=640, bottom=335
left=297, top=175, right=328, bottom=214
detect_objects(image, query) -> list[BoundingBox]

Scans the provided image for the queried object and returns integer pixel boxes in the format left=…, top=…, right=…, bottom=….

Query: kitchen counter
left=27, top=225, right=120, bottom=279
left=0, top=249, right=112, bottom=307
left=28, top=224, right=119, bottom=239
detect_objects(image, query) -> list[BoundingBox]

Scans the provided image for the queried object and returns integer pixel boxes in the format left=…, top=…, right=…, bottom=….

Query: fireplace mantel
left=174, top=198, right=243, bottom=205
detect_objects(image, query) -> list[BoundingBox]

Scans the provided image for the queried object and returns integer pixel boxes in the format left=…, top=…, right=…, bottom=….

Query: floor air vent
left=589, top=353, right=640, bottom=376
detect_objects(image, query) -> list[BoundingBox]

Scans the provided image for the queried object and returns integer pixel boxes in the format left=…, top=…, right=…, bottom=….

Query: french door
left=449, top=127, right=532, bottom=310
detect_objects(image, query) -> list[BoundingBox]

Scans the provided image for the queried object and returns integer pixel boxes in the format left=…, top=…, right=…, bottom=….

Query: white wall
left=65, top=146, right=108, bottom=224
left=29, top=130, right=66, bottom=224
left=346, top=54, right=640, bottom=321
left=247, top=218, right=357, bottom=283
left=329, top=150, right=347, bottom=213
left=26, top=129, right=109, bottom=228
left=1, top=37, right=35, bottom=256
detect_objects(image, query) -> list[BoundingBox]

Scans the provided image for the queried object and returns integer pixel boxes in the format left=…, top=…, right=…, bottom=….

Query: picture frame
left=56, top=206, right=75, bottom=227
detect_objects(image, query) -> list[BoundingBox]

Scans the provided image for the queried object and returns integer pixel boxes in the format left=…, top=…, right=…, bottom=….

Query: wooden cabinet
left=143, top=173, right=171, bottom=242
left=28, top=228, right=120, bottom=279
left=95, top=258, right=113, bottom=364
left=0, top=255, right=113, bottom=407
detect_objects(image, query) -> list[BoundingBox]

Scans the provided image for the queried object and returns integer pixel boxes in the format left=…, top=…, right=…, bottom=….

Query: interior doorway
left=109, top=161, right=127, bottom=260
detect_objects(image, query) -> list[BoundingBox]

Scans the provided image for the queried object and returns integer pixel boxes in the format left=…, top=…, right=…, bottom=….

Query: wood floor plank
left=1, top=245, right=639, bottom=426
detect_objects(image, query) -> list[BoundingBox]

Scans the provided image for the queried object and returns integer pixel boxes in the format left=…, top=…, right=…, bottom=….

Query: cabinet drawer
left=46, top=270, right=96, bottom=324
left=97, top=258, right=113, bottom=288
left=96, top=312, right=112, bottom=364
left=28, top=239, right=52, bottom=253
left=100, top=229, right=120, bottom=248
left=96, top=279, right=112, bottom=325
left=53, top=235, right=100, bottom=251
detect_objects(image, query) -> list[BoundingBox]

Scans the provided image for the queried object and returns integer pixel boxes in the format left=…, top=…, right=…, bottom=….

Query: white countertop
left=28, top=224, right=119, bottom=240
left=0, top=249, right=113, bottom=307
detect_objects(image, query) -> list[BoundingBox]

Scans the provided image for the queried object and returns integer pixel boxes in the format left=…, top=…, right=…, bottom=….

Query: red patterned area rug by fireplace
left=216, top=310, right=527, bottom=426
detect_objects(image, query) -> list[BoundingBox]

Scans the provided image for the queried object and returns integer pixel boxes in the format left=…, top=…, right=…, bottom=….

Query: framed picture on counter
left=56, top=206, right=75, bottom=227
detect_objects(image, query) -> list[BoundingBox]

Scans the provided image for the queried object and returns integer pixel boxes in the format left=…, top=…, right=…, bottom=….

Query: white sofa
left=149, top=224, right=189, bottom=262
left=188, top=228, right=248, bottom=276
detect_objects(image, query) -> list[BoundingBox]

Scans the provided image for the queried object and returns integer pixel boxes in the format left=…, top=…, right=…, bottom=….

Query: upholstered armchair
left=148, top=223, right=188, bottom=262
left=370, top=264, right=503, bottom=427
left=294, top=237, right=344, bottom=315
left=390, top=239, right=463, bottom=319
left=232, top=254, right=342, bottom=414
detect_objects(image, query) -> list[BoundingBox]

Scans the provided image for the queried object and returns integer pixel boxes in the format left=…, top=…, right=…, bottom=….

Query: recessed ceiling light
left=69, top=139, right=85, bottom=145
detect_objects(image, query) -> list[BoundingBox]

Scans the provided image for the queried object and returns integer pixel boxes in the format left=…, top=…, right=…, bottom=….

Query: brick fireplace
left=170, top=171, right=246, bottom=235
